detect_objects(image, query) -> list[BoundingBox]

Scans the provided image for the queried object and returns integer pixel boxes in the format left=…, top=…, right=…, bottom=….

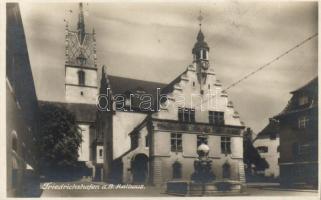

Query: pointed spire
left=196, top=10, right=205, bottom=41
left=197, top=10, right=203, bottom=30
left=197, top=30, right=205, bottom=41
left=102, top=65, right=106, bottom=77
left=192, top=10, right=209, bottom=55
left=77, top=3, right=86, bottom=44
left=99, top=65, right=111, bottom=111
left=100, top=65, right=108, bottom=91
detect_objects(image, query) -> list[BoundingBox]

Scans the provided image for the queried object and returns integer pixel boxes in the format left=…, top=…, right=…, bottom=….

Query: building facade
left=6, top=3, right=39, bottom=197
left=101, top=26, right=246, bottom=188
left=274, top=77, right=318, bottom=187
left=253, top=119, right=280, bottom=178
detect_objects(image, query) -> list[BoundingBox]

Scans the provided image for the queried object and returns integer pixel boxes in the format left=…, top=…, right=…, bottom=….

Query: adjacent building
left=274, top=77, right=318, bottom=187
left=253, top=119, right=280, bottom=179
left=6, top=3, right=39, bottom=196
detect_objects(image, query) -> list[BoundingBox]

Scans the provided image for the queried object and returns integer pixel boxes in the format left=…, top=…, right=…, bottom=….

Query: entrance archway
left=131, top=154, right=148, bottom=184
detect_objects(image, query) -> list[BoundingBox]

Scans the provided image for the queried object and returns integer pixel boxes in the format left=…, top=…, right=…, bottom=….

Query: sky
left=19, top=1, right=318, bottom=133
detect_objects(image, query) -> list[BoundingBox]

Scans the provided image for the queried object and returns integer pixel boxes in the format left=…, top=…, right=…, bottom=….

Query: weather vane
left=197, top=10, right=204, bottom=29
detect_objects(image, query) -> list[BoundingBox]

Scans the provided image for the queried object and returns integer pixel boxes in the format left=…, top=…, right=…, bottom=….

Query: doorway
left=131, top=154, right=148, bottom=184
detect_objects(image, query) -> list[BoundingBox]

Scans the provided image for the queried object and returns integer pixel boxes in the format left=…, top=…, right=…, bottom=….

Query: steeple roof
left=77, top=3, right=86, bottom=44
left=197, top=29, right=205, bottom=41
left=192, top=29, right=209, bottom=54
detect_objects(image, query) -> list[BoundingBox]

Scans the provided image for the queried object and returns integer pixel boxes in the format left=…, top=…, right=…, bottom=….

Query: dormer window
left=78, top=70, right=85, bottom=86
left=298, top=96, right=309, bottom=106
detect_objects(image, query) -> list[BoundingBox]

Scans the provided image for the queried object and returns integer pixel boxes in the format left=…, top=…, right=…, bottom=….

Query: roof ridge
left=108, top=75, right=167, bottom=86
left=290, top=76, right=318, bottom=93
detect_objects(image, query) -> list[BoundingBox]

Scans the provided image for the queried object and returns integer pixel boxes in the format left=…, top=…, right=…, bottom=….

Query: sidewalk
left=247, top=182, right=318, bottom=193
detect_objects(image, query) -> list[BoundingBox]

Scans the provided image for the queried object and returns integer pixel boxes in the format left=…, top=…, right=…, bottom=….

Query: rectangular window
left=178, top=107, right=195, bottom=123
left=292, top=143, right=299, bottom=158
left=209, top=111, right=224, bottom=125
left=221, top=136, right=231, bottom=154
left=171, top=133, right=182, bottom=152
left=298, top=116, right=309, bottom=129
left=298, top=144, right=311, bottom=155
left=197, top=135, right=208, bottom=147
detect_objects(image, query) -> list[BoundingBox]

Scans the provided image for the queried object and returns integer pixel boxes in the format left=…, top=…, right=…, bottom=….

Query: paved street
left=37, top=181, right=319, bottom=197
left=247, top=187, right=318, bottom=196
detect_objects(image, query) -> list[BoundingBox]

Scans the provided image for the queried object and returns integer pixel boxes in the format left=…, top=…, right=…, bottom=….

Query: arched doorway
left=131, top=154, right=148, bottom=184
left=172, top=161, right=182, bottom=179
left=223, top=162, right=231, bottom=179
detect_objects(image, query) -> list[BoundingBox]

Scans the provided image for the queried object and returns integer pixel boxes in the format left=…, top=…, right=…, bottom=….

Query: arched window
left=99, top=149, right=103, bottom=158
left=78, top=70, right=85, bottom=86
left=172, top=161, right=182, bottom=179
left=203, top=50, right=207, bottom=59
left=11, top=130, right=18, bottom=152
left=197, top=50, right=201, bottom=60
left=257, top=146, right=268, bottom=153
left=223, top=163, right=231, bottom=179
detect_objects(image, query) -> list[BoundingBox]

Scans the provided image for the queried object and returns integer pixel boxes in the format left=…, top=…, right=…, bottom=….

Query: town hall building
left=101, top=28, right=247, bottom=187
left=43, top=3, right=247, bottom=189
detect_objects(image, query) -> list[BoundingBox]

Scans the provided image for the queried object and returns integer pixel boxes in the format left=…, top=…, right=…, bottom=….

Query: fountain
left=189, top=143, right=216, bottom=195
left=166, top=143, right=245, bottom=196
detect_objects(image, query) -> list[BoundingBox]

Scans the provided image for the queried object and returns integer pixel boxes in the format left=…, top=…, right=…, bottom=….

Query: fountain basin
left=166, top=180, right=245, bottom=196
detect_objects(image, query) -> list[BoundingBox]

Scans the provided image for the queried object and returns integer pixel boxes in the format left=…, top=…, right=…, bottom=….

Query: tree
left=243, top=128, right=269, bottom=179
left=36, top=103, right=82, bottom=178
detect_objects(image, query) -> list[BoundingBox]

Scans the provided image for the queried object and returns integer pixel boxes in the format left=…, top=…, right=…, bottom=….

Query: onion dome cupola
left=192, top=12, right=210, bottom=71
left=192, top=30, right=210, bottom=62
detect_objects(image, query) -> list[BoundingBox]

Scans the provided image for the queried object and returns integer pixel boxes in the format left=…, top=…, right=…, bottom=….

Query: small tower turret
left=193, top=11, right=211, bottom=93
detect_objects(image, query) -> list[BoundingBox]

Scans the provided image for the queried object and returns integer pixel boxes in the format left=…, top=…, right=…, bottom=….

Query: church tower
left=65, top=3, right=98, bottom=104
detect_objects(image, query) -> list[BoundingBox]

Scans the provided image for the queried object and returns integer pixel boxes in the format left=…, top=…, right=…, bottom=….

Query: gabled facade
left=274, top=77, right=318, bottom=187
left=105, top=26, right=246, bottom=188
left=253, top=119, right=280, bottom=178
